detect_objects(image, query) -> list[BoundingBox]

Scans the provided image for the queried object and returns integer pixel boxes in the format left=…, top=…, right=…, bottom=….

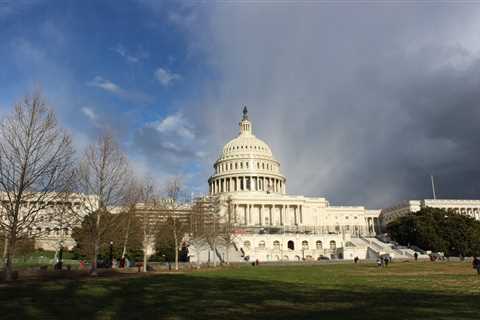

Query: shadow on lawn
left=1, top=273, right=479, bottom=320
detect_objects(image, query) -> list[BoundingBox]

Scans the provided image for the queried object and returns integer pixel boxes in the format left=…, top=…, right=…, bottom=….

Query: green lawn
left=1, top=261, right=479, bottom=319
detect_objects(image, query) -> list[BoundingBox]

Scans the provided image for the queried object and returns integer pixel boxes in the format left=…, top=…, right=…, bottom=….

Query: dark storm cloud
left=177, top=3, right=480, bottom=208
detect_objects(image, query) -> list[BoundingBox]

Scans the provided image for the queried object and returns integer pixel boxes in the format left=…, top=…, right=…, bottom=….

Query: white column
left=260, top=205, right=263, bottom=226
left=244, top=205, right=247, bottom=225
left=294, top=206, right=297, bottom=225
left=280, top=205, right=283, bottom=226
left=234, top=204, right=237, bottom=224
left=269, top=206, right=273, bottom=225
left=248, top=204, right=252, bottom=225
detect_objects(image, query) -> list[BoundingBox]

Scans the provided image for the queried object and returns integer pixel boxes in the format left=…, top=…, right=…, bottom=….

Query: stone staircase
left=355, top=236, right=428, bottom=260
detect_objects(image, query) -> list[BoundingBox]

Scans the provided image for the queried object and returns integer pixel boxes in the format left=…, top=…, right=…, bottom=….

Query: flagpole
left=430, top=175, right=436, bottom=200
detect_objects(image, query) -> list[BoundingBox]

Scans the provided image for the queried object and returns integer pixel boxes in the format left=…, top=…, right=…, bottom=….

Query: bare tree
left=205, top=196, right=223, bottom=267
left=218, top=196, right=237, bottom=264
left=119, top=178, right=142, bottom=267
left=77, top=133, right=130, bottom=275
left=189, top=197, right=212, bottom=267
left=0, top=92, right=74, bottom=280
left=135, top=179, right=158, bottom=272
left=162, top=178, right=189, bottom=271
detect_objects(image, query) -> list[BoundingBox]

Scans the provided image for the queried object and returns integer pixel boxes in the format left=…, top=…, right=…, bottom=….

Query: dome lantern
left=239, top=105, right=252, bottom=136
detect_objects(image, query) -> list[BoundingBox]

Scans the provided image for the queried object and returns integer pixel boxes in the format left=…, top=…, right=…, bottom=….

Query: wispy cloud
left=148, top=112, right=194, bottom=140
left=81, top=106, right=97, bottom=121
left=0, top=0, right=43, bottom=18
left=86, top=76, right=152, bottom=104
left=154, top=67, right=181, bottom=86
left=86, top=76, right=121, bottom=93
left=111, top=44, right=148, bottom=63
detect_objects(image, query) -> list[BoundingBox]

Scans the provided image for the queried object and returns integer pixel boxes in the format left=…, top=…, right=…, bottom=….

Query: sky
left=1, top=1, right=480, bottom=208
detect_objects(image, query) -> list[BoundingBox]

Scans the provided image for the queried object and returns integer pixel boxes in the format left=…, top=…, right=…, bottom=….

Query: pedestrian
left=376, top=258, right=382, bottom=267
left=354, top=257, right=359, bottom=264
left=414, top=252, right=418, bottom=261
left=384, top=257, right=389, bottom=267
left=473, top=257, right=480, bottom=275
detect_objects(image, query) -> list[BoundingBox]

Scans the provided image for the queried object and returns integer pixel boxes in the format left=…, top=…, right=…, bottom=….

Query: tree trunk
left=174, top=236, right=179, bottom=271
left=4, top=233, right=17, bottom=281
left=142, top=232, right=148, bottom=272
left=2, top=235, right=8, bottom=259
left=213, top=240, right=217, bottom=267
left=121, top=213, right=131, bottom=260
left=197, top=247, right=201, bottom=266
left=90, top=212, right=101, bottom=275
left=143, top=249, right=148, bottom=272
left=226, top=242, right=230, bottom=264
left=90, top=238, right=99, bottom=275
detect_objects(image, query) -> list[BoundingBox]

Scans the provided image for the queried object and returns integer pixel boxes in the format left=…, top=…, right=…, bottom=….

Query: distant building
left=0, top=193, right=98, bottom=251
left=380, top=199, right=480, bottom=231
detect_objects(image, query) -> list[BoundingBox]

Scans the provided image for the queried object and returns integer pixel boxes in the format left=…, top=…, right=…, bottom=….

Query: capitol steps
left=353, top=236, right=427, bottom=260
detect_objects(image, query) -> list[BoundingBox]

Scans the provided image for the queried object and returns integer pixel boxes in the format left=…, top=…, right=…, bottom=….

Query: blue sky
left=0, top=0, right=213, bottom=196
left=2, top=1, right=480, bottom=207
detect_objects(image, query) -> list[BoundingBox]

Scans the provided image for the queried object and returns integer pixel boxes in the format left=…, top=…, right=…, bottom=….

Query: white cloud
left=85, top=76, right=152, bottom=104
left=111, top=44, right=148, bottom=63
left=86, top=76, right=121, bottom=93
left=81, top=106, right=97, bottom=121
left=154, top=67, right=181, bottom=86
left=149, top=112, right=195, bottom=140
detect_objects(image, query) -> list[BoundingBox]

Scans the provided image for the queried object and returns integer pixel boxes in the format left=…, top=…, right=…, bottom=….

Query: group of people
left=473, top=257, right=480, bottom=275
left=376, top=256, right=391, bottom=267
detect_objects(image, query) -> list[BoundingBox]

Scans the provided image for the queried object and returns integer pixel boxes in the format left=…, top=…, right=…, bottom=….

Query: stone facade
left=380, top=199, right=480, bottom=231
left=198, top=108, right=383, bottom=262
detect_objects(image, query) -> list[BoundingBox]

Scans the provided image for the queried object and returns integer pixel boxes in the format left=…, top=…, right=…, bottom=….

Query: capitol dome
left=208, top=107, right=286, bottom=195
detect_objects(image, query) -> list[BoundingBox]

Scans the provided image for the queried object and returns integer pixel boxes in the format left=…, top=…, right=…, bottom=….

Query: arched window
left=243, top=241, right=251, bottom=248
left=316, top=240, right=322, bottom=249
left=287, top=240, right=294, bottom=250
left=329, top=240, right=336, bottom=250
left=262, top=163, right=265, bottom=169
left=302, top=240, right=309, bottom=250
left=258, top=240, right=266, bottom=248
left=273, top=240, right=280, bottom=249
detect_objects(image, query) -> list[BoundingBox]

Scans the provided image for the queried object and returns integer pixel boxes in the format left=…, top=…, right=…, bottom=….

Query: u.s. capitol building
left=198, top=107, right=391, bottom=262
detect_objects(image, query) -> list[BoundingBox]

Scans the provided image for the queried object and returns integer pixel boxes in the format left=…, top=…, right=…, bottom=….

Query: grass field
left=1, top=261, right=479, bottom=319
